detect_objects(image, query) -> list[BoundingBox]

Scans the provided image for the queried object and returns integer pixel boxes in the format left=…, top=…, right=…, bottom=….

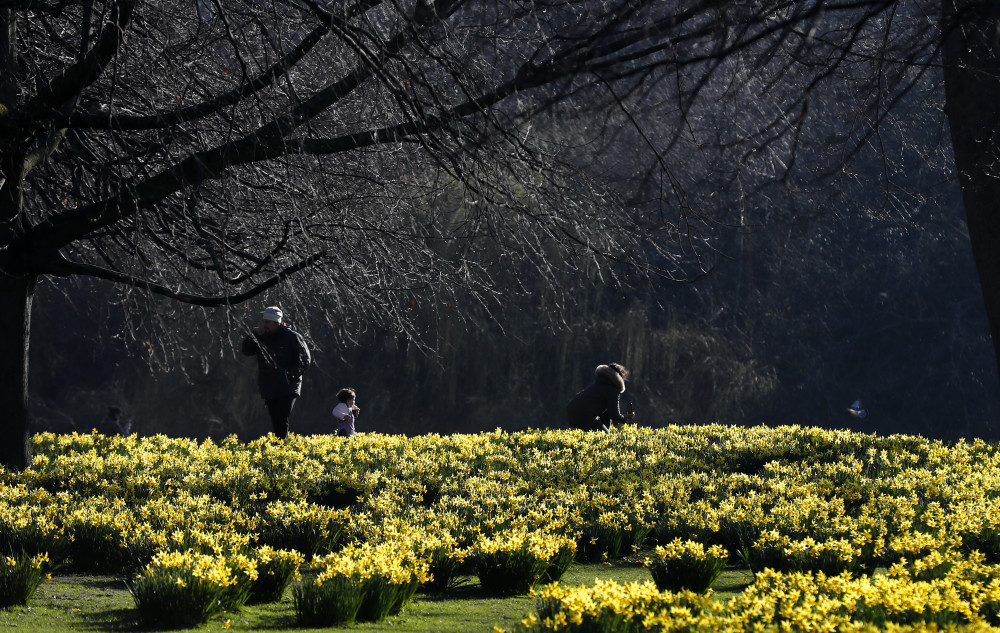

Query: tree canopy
left=3, top=0, right=1000, bottom=469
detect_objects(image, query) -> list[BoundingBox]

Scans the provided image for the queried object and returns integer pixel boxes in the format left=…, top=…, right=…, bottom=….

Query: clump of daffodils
left=128, top=549, right=253, bottom=627
left=645, top=538, right=728, bottom=593
left=293, top=541, right=430, bottom=626
left=474, top=529, right=577, bottom=595
left=249, top=546, right=304, bottom=604
left=0, top=552, right=50, bottom=609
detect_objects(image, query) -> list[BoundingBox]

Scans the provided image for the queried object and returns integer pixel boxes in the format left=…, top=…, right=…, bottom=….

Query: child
left=332, top=388, right=360, bottom=437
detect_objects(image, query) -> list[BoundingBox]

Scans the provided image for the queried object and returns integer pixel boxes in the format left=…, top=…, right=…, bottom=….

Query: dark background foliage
left=30, top=183, right=1000, bottom=442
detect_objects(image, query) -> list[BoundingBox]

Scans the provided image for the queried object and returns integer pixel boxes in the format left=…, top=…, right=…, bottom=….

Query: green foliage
left=423, top=546, right=469, bottom=593
left=475, top=546, right=552, bottom=596
left=646, top=540, right=727, bottom=593
left=292, top=573, right=363, bottom=627
left=128, top=567, right=227, bottom=628
left=255, top=501, right=347, bottom=557
left=540, top=544, right=576, bottom=585
left=64, top=520, right=130, bottom=574
left=248, top=548, right=303, bottom=604
left=0, top=553, right=48, bottom=610
left=577, top=523, right=629, bottom=563
left=127, top=549, right=256, bottom=627
left=359, top=575, right=421, bottom=622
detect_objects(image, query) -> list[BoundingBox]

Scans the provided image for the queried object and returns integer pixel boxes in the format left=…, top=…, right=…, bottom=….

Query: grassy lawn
left=0, top=557, right=753, bottom=632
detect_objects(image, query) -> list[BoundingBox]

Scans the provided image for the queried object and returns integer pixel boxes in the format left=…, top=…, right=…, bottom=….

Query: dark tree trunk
left=0, top=278, right=35, bottom=472
left=942, top=0, right=1000, bottom=389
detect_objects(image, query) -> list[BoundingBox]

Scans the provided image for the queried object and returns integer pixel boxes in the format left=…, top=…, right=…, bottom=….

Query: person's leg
left=264, top=394, right=297, bottom=438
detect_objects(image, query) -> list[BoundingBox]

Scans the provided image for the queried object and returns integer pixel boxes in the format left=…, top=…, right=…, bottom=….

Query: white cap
left=262, top=306, right=283, bottom=323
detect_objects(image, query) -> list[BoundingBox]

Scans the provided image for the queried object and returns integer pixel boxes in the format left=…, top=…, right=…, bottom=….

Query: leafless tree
left=1, top=0, right=998, bottom=470
left=0, top=0, right=709, bottom=470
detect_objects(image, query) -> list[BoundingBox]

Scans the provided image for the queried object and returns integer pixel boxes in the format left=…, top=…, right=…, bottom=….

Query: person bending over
left=566, top=363, right=634, bottom=431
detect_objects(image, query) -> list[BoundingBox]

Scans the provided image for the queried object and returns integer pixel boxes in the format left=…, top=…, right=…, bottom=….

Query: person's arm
left=241, top=333, right=261, bottom=356
left=608, top=391, right=627, bottom=425
left=294, top=332, right=311, bottom=374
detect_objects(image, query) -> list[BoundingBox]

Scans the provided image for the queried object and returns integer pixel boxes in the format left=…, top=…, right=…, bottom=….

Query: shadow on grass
left=76, top=607, right=142, bottom=633
left=220, top=612, right=301, bottom=631
left=421, top=582, right=537, bottom=601
left=710, top=567, right=753, bottom=601
left=80, top=606, right=302, bottom=632
left=48, top=574, right=130, bottom=594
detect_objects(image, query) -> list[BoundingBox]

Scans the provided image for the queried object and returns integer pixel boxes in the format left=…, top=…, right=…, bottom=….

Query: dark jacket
left=98, top=416, right=130, bottom=436
left=566, top=365, right=627, bottom=430
left=242, top=326, right=312, bottom=400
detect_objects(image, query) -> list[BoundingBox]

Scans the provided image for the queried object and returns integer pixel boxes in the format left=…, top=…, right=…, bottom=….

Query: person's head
left=608, top=363, right=629, bottom=381
left=108, top=406, right=122, bottom=420
left=261, top=306, right=283, bottom=333
left=337, top=388, right=356, bottom=405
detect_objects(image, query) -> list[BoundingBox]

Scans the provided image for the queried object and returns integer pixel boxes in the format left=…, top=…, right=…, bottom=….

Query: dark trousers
left=265, top=394, right=297, bottom=438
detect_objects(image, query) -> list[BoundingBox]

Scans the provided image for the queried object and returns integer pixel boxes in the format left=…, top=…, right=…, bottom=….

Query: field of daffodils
left=3, top=424, right=1000, bottom=631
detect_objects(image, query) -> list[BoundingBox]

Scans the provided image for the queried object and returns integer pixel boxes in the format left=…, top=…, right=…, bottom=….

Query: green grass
left=0, top=558, right=752, bottom=632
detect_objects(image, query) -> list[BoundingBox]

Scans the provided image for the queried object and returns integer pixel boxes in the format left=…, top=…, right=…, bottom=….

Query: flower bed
left=0, top=425, right=999, bottom=632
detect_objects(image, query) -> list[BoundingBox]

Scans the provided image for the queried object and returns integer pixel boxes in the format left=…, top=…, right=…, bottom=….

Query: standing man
left=242, top=306, right=311, bottom=438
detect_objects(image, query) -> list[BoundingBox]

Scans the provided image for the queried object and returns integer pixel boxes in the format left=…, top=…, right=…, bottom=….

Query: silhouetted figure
left=241, top=306, right=311, bottom=438
left=98, top=406, right=132, bottom=435
left=566, top=363, right=635, bottom=432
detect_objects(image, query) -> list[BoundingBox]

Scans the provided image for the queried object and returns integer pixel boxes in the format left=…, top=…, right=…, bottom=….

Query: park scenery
left=4, top=424, right=1000, bottom=631
left=6, top=4, right=1000, bottom=631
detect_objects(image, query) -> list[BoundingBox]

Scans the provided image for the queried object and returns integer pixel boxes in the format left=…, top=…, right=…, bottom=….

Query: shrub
left=358, top=573, right=420, bottom=623
left=64, top=511, right=131, bottom=573
left=539, top=541, right=576, bottom=585
left=423, top=545, right=469, bottom=593
left=354, top=543, right=428, bottom=622
left=219, top=553, right=256, bottom=612
left=576, top=513, right=629, bottom=563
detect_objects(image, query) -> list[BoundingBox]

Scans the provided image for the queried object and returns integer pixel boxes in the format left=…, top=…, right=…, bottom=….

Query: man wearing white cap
left=241, top=306, right=311, bottom=438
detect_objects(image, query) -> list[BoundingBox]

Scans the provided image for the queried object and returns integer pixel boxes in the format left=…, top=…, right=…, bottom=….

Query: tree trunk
left=0, top=278, right=35, bottom=472
left=941, top=0, right=1000, bottom=389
